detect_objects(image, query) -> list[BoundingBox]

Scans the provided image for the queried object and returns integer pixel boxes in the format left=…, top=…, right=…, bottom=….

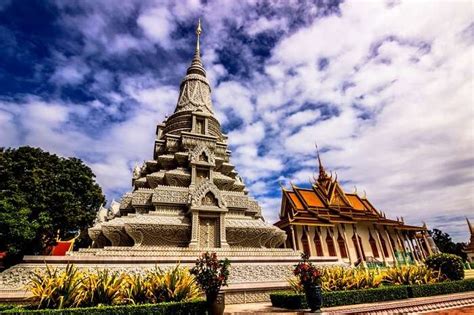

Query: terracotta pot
left=304, top=284, right=322, bottom=312
left=206, top=291, right=225, bottom=315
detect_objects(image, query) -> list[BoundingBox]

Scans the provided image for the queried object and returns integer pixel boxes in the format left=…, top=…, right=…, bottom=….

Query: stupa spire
left=196, top=18, right=202, bottom=53
left=186, top=18, right=206, bottom=77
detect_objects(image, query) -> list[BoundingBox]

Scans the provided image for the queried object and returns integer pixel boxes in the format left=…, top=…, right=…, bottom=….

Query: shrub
left=320, top=266, right=383, bottom=291
left=383, top=265, right=443, bottom=285
left=270, top=291, right=307, bottom=309
left=26, top=264, right=202, bottom=310
left=425, top=253, right=464, bottom=280
left=293, top=253, right=322, bottom=288
left=270, top=286, right=408, bottom=309
left=28, top=264, right=83, bottom=309
left=190, top=252, right=230, bottom=299
left=322, top=286, right=408, bottom=307
left=75, top=269, right=124, bottom=307
left=0, top=300, right=206, bottom=314
left=409, top=279, right=474, bottom=297
left=271, top=279, right=474, bottom=310
left=146, top=266, right=201, bottom=303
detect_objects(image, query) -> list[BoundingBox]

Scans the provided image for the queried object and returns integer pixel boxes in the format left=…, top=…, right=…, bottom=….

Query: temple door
left=199, top=217, right=218, bottom=248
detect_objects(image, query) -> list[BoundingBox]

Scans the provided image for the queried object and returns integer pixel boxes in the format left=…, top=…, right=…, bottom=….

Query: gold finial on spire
left=196, top=18, right=202, bottom=52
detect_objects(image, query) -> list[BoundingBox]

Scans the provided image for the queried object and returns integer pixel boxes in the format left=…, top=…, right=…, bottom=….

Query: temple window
left=313, top=228, right=324, bottom=256
left=369, top=232, right=380, bottom=258
left=301, top=228, right=311, bottom=256
left=196, top=118, right=205, bottom=134
left=389, top=235, right=397, bottom=251
left=380, top=234, right=389, bottom=257
left=337, top=232, right=348, bottom=258
left=196, top=168, right=209, bottom=184
left=325, top=229, right=337, bottom=256
left=352, top=234, right=366, bottom=261
left=202, top=192, right=218, bottom=206
left=199, top=152, right=208, bottom=162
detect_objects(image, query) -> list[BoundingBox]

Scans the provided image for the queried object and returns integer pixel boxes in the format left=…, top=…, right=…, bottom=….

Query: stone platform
left=0, top=247, right=341, bottom=304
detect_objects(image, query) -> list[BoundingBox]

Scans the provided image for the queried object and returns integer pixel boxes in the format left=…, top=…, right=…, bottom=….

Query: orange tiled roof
left=288, top=191, right=304, bottom=210
left=297, top=189, right=325, bottom=208
left=346, top=194, right=367, bottom=211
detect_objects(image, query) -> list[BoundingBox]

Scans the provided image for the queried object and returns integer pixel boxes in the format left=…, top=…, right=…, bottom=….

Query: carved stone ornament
left=190, top=180, right=227, bottom=208
left=176, top=74, right=213, bottom=113
left=189, top=143, right=215, bottom=165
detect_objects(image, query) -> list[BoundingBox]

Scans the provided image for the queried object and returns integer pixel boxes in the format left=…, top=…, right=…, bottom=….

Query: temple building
left=465, top=218, right=474, bottom=262
left=275, top=153, right=439, bottom=267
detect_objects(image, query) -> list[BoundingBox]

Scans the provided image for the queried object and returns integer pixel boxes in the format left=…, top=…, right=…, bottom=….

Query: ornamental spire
left=315, top=144, right=329, bottom=183
left=196, top=18, right=202, bottom=53
left=186, top=18, right=206, bottom=77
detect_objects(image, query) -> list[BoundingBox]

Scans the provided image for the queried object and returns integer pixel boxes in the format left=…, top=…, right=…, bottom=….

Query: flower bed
left=270, top=279, right=474, bottom=310
left=0, top=300, right=206, bottom=315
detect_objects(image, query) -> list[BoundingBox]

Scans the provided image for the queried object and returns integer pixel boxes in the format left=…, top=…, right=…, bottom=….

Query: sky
left=0, top=0, right=472, bottom=242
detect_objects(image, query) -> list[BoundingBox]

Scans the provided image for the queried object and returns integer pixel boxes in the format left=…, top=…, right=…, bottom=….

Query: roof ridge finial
left=315, top=143, right=325, bottom=177
left=467, top=217, right=473, bottom=235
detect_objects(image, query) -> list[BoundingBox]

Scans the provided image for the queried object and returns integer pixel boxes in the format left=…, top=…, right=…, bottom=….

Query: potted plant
left=191, top=252, right=230, bottom=315
left=294, top=253, right=322, bottom=312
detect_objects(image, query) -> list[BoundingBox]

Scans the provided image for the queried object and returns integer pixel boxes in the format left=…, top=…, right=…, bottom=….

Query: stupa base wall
left=0, top=248, right=342, bottom=304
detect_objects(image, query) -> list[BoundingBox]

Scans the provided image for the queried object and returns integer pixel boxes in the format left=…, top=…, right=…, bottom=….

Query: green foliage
left=271, top=279, right=474, bottom=310
left=75, top=269, right=124, bottom=307
left=270, top=286, right=408, bottom=309
left=0, top=300, right=206, bottom=314
left=409, top=278, right=474, bottom=297
left=0, top=147, right=105, bottom=265
left=382, top=265, right=443, bottom=285
left=270, top=291, right=307, bottom=309
left=425, top=253, right=464, bottom=280
left=320, top=266, right=383, bottom=291
left=322, top=286, right=409, bottom=307
left=27, top=264, right=202, bottom=310
left=28, top=265, right=83, bottom=309
left=288, top=265, right=442, bottom=293
left=429, top=229, right=467, bottom=261
left=146, top=266, right=201, bottom=303
left=0, top=306, right=15, bottom=312
left=190, top=252, right=230, bottom=297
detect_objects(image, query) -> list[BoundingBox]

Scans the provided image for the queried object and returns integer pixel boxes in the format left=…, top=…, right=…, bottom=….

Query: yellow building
left=275, top=154, right=438, bottom=267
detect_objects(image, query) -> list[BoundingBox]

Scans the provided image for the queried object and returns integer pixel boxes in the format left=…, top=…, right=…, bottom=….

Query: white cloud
left=246, top=16, right=288, bottom=36
left=2, top=0, right=472, bottom=242
left=137, top=7, right=174, bottom=48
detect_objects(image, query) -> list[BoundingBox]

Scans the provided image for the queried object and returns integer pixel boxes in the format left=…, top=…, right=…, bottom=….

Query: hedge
left=270, top=291, right=307, bottom=309
left=0, top=300, right=207, bottom=315
left=409, top=279, right=474, bottom=298
left=270, top=279, right=474, bottom=310
left=323, top=286, right=408, bottom=307
left=270, top=286, right=407, bottom=309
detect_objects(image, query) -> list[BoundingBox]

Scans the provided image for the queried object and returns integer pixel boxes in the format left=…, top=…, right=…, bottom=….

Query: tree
left=429, top=228, right=467, bottom=261
left=0, top=146, right=105, bottom=266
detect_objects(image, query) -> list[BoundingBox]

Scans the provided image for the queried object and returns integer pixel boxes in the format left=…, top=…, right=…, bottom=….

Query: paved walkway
left=224, top=291, right=474, bottom=314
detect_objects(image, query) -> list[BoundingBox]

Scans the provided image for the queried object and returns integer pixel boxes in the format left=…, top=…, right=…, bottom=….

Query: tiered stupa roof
left=87, top=20, right=286, bottom=250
